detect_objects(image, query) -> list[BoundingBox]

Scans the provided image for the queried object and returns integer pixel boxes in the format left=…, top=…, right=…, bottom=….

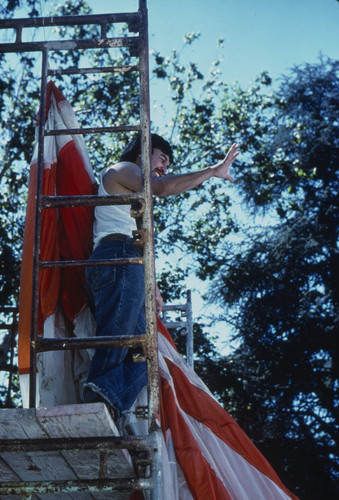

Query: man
left=83, top=134, right=239, bottom=418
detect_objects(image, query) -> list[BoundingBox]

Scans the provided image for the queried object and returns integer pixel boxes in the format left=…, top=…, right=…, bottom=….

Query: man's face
left=151, top=148, right=170, bottom=177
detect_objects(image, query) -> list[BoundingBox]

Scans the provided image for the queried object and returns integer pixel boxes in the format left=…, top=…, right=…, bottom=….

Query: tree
left=0, top=1, right=338, bottom=497
left=208, top=59, right=339, bottom=499
left=0, top=0, right=142, bottom=405
left=0, top=0, right=240, bottom=405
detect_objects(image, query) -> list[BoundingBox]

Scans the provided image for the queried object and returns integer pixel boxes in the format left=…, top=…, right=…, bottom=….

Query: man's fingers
left=224, top=143, right=239, bottom=163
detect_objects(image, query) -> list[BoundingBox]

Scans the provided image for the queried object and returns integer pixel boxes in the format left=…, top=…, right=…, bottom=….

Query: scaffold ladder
left=0, top=1, right=162, bottom=498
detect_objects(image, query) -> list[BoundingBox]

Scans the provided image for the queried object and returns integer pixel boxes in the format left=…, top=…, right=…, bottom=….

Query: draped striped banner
left=156, top=320, right=298, bottom=499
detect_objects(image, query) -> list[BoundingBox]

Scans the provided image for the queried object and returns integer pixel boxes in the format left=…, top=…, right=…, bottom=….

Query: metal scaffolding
left=162, top=290, right=194, bottom=368
left=0, top=307, right=19, bottom=407
left=0, top=1, right=163, bottom=497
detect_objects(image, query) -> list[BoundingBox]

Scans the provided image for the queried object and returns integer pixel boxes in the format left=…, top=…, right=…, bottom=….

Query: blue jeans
left=84, top=239, right=147, bottom=417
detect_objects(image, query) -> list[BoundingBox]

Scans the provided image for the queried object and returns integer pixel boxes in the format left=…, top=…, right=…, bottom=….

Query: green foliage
left=0, top=0, right=144, bottom=405
left=208, top=59, right=339, bottom=498
left=0, top=64, right=37, bottom=308
left=234, top=60, right=339, bottom=216
left=0, top=0, right=39, bottom=18
left=0, top=331, right=20, bottom=408
left=0, top=1, right=338, bottom=497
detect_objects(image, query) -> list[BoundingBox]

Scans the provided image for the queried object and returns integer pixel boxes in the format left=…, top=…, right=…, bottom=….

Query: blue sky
left=12, top=0, right=339, bottom=349
left=90, top=0, right=339, bottom=87
left=77, top=0, right=339, bottom=346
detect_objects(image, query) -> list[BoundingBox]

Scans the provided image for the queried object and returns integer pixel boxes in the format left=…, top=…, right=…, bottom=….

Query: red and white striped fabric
left=156, top=319, right=298, bottom=499
left=18, top=81, right=97, bottom=406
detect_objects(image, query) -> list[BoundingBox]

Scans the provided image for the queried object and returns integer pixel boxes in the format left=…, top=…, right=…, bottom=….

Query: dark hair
left=119, top=133, right=173, bottom=164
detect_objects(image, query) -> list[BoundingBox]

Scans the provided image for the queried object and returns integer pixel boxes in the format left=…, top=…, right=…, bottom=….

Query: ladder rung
left=0, top=323, right=17, bottom=330
left=44, top=124, right=140, bottom=136
left=162, top=304, right=188, bottom=312
left=39, top=256, right=144, bottom=269
left=35, top=334, right=147, bottom=352
left=0, top=478, right=152, bottom=496
left=0, top=434, right=156, bottom=453
left=0, top=13, right=141, bottom=30
left=162, top=321, right=188, bottom=331
left=41, top=194, right=145, bottom=209
left=48, top=64, right=139, bottom=76
left=0, top=363, right=18, bottom=372
left=0, top=36, right=140, bottom=54
left=0, top=307, right=18, bottom=313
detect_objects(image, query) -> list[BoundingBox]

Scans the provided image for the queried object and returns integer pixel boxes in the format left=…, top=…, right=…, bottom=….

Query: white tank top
left=93, top=169, right=137, bottom=249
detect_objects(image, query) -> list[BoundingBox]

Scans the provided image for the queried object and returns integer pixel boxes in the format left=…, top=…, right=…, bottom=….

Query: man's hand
left=155, top=284, right=163, bottom=315
left=211, top=143, right=239, bottom=182
left=103, top=143, right=239, bottom=198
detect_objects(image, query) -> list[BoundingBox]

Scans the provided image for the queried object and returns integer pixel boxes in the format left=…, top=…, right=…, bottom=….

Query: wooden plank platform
left=0, top=404, right=136, bottom=499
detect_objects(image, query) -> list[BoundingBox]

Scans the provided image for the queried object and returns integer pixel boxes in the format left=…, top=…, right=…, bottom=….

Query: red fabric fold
left=18, top=82, right=96, bottom=374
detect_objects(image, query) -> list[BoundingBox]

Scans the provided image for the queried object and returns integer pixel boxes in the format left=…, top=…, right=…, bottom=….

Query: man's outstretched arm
left=104, top=143, right=239, bottom=197
left=152, top=143, right=239, bottom=196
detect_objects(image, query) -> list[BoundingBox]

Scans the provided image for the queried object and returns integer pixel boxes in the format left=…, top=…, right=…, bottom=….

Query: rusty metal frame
left=0, top=307, right=18, bottom=406
left=0, top=0, right=162, bottom=498
left=162, top=290, right=194, bottom=368
left=0, top=433, right=158, bottom=496
left=0, top=13, right=141, bottom=53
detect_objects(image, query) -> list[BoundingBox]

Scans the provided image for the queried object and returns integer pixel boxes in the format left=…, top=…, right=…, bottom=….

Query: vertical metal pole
left=186, top=290, right=194, bottom=369
left=139, top=1, right=162, bottom=498
left=29, top=46, right=49, bottom=408
left=5, top=310, right=18, bottom=407
left=138, top=0, right=159, bottom=433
